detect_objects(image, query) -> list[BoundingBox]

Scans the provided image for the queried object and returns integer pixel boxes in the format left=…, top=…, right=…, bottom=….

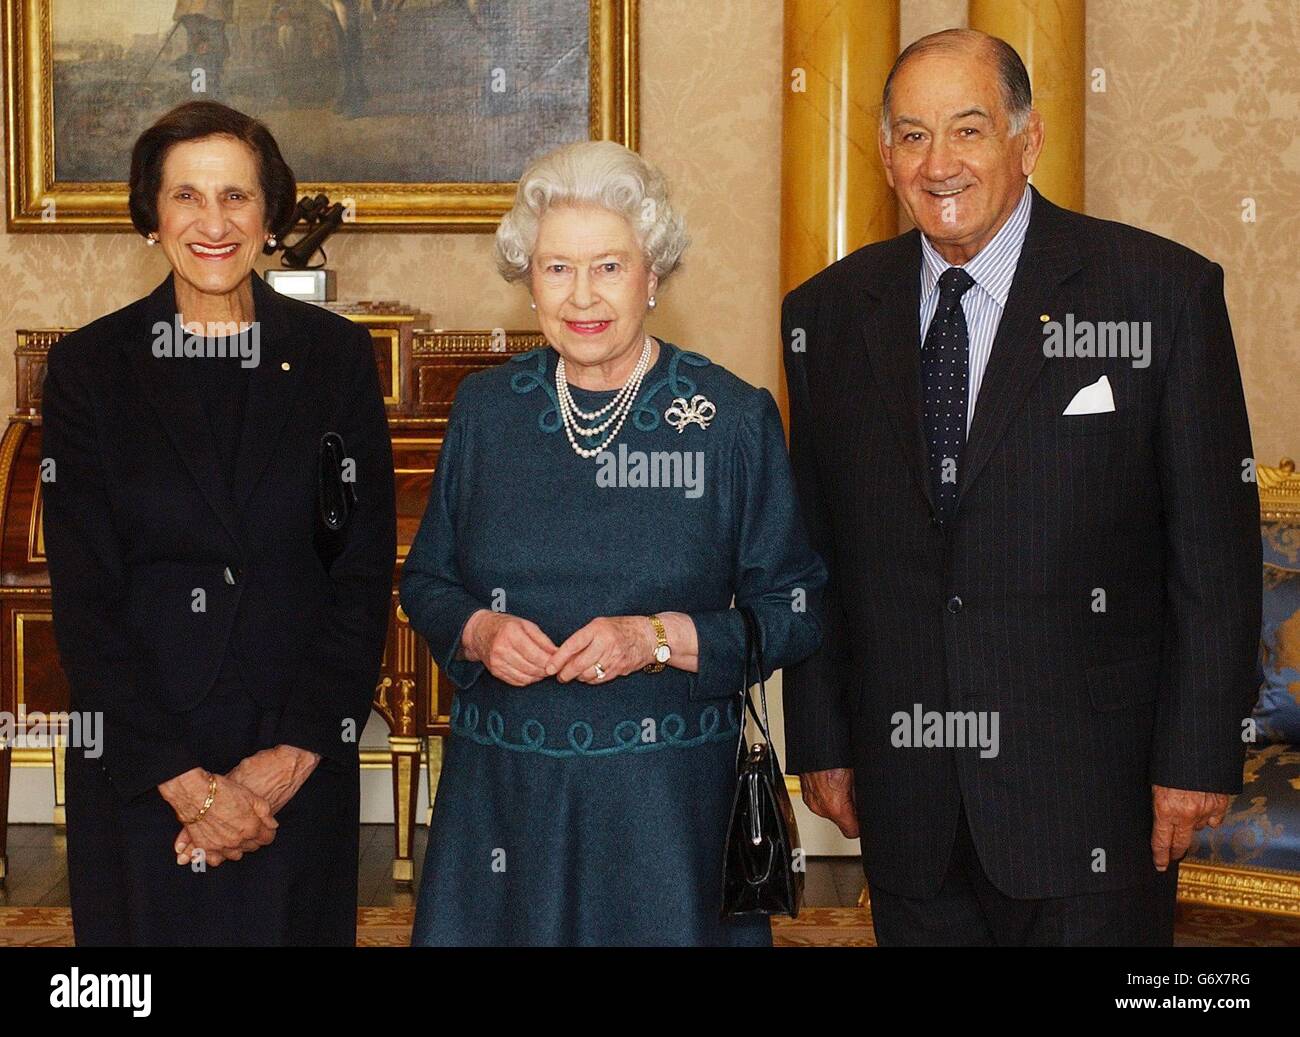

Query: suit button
left=946, top=595, right=963, bottom=614
left=223, top=566, right=239, bottom=586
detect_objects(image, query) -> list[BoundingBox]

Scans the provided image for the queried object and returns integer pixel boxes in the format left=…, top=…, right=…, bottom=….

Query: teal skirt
left=411, top=688, right=772, bottom=947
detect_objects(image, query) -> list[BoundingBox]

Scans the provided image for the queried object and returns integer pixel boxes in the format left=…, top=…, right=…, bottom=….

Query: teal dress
left=401, top=340, right=826, bottom=946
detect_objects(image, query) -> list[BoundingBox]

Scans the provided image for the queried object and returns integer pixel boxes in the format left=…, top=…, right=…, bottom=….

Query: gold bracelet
left=181, top=774, right=218, bottom=825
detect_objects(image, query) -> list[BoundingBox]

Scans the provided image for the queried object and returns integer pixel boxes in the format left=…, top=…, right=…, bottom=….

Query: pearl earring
left=530, top=300, right=537, bottom=310
left=648, top=295, right=657, bottom=309
left=266, top=235, right=277, bottom=248
left=145, top=235, right=157, bottom=246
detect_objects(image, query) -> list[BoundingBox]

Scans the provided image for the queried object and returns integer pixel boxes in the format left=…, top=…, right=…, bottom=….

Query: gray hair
left=880, top=29, right=1032, bottom=143
left=494, top=140, right=689, bottom=285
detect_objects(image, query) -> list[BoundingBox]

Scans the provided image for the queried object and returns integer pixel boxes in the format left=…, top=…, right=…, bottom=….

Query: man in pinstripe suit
left=781, top=29, right=1261, bottom=945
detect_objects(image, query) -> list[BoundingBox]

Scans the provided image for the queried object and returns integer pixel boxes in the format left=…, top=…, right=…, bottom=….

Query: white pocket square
left=1062, top=375, right=1115, bottom=415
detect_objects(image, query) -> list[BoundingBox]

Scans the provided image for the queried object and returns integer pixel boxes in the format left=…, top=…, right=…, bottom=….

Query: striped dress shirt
left=919, top=184, right=1033, bottom=433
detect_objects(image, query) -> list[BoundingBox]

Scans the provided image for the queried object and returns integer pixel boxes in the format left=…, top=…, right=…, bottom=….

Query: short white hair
left=494, top=140, right=689, bottom=285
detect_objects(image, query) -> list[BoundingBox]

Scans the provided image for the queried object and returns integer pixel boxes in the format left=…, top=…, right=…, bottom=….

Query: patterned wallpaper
left=1086, top=0, right=1299, bottom=467
left=0, top=0, right=1294, bottom=463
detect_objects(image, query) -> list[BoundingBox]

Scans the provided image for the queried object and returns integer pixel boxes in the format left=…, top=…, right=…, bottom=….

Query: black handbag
left=721, top=606, right=805, bottom=918
left=313, top=431, right=357, bottom=569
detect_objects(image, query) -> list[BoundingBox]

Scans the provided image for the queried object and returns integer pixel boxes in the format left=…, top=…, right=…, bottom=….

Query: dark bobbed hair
left=128, top=101, right=297, bottom=253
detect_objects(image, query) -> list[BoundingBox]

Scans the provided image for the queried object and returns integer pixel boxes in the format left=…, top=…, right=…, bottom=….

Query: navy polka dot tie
left=922, top=267, right=975, bottom=521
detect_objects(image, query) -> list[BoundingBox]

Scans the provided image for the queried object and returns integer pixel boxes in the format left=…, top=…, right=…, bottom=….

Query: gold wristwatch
left=643, top=614, right=671, bottom=673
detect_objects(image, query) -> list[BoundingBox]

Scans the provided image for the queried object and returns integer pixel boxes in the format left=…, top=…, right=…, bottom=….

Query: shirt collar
left=919, top=184, right=1032, bottom=309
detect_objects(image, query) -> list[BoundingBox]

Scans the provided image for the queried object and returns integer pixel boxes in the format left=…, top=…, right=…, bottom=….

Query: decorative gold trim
left=327, top=312, right=425, bottom=325
left=388, top=736, right=422, bottom=752
left=14, top=329, right=74, bottom=349
left=51, top=741, right=64, bottom=827
left=11, top=746, right=54, bottom=766
left=14, top=610, right=52, bottom=708
left=395, top=757, right=412, bottom=846
left=361, top=746, right=418, bottom=769
left=366, top=328, right=401, bottom=405
left=1259, top=458, right=1300, bottom=520
left=372, top=675, right=393, bottom=726
left=397, top=624, right=416, bottom=674
left=392, top=436, right=439, bottom=476
left=27, top=476, right=44, bottom=562
left=4, top=0, right=638, bottom=231
left=396, top=677, right=415, bottom=731
left=413, top=330, right=547, bottom=355
left=384, top=418, right=445, bottom=429
left=0, top=422, right=27, bottom=558
left=1178, top=861, right=1300, bottom=918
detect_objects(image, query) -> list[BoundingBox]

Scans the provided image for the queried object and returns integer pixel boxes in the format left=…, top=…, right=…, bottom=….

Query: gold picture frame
left=3, top=0, right=639, bottom=232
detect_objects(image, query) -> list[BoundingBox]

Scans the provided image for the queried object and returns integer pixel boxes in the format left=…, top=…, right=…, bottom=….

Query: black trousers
left=66, top=660, right=360, bottom=947
left=867, top=799, right=1180, bottom=947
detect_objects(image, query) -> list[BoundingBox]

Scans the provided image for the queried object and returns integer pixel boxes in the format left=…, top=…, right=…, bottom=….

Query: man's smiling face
left=879, top=45, right=1043, bottom=265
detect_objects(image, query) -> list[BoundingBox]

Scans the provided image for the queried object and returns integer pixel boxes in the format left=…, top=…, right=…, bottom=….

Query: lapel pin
left=281, top=361, right=291, bottom=371
left=1040, top=314, right=1050, bottom=322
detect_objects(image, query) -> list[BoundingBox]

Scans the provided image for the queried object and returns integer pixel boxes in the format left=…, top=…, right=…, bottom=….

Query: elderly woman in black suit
left=42, top=101, right=395, bottom=945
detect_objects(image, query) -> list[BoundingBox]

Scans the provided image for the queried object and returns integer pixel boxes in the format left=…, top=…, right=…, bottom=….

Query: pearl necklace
left=555, top=336, right=653, bottom=459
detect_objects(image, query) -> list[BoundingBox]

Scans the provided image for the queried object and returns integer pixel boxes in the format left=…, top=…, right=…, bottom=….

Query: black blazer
left=42, top=271, right=396, bottom=802
left=782, top=186, right=1262, bottom=899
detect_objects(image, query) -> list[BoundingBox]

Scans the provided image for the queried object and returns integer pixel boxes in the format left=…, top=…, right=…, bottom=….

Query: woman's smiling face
left=155, top=134, right=267, bottom=304
left=529, top=203, right=657, bottom=372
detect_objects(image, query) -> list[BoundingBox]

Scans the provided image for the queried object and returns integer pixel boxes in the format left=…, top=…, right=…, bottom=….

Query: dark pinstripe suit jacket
left=781, top=185, right=1262, bottom=899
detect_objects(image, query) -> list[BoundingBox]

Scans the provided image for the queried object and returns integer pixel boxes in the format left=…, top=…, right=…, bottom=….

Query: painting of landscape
left=51, top=0, right=591, bottom=185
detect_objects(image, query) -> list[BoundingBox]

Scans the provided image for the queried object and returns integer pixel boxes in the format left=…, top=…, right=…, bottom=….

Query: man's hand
left=1151, top=784, right=1230, bottom=871
left=462, top=609, right=557, bottom=686
left=159, top=768, right=278, bottom=868
left=799, top=768, right=860, bottom=838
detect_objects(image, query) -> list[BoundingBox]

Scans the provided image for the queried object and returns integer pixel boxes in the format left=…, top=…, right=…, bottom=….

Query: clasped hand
left=461, top=609, right=697, bottom=687
left=158, top=744, right=321, bottom=868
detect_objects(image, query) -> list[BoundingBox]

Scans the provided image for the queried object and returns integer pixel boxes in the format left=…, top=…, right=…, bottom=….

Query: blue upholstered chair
left=1180, top=459, right=1300, bottom=916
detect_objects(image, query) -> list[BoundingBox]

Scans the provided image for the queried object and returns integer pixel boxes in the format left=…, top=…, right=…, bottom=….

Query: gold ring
left=593, top=662, right=606, bottom=680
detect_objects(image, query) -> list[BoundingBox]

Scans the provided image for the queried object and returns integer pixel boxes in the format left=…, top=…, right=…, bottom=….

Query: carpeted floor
left=2, top=903, right=1297, bottom=947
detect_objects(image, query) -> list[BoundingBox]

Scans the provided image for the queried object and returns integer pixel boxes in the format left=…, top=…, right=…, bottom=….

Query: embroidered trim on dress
left=449, top=693, right=739, bottom=758
left=508, top=344, right=711, bottom=434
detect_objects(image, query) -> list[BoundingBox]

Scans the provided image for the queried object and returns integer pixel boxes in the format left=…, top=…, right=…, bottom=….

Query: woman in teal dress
left=401, top=141, right=826, bottom=946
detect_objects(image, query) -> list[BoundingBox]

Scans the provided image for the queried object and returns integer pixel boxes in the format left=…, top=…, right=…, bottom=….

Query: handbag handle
left=737, top=606, right=774, bottom=747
